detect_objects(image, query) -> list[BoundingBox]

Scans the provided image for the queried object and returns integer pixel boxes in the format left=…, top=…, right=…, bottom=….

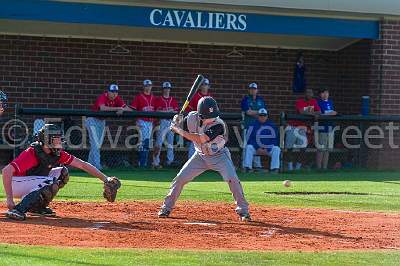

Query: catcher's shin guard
left=15, top=189, right=43, bottom=213
left=30, top=207, right=56, bottom=217
left=16, top=183, right=60, bottom=214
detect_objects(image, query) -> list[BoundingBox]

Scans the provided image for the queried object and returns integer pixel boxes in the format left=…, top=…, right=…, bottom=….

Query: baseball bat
left=179, top=74, right=205, bottom=114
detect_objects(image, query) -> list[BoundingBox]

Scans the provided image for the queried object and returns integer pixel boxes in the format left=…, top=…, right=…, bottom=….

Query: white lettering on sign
left=238, top=14, right=247, bottom=31
left=149, top=9, right=162, bottom=25
left=149, top=9, right=247, bottom=31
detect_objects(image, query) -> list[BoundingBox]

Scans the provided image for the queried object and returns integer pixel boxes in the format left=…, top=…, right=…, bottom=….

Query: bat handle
left=180, top=100, right=190, bottom=114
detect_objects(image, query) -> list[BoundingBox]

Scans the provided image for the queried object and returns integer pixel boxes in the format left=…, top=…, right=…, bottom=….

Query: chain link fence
left=2, top=108, right=399, bottom=171
left=280, top=114, right=400, bottom=171
left=9, top=108, right=244, bottom=170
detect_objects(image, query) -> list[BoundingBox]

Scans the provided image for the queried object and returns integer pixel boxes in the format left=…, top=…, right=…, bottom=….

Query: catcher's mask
left=0, top=90, right=7, bottom=110
left=37, top=124, right=65, bottom=156
left=197, top=96, right=220, bottom=120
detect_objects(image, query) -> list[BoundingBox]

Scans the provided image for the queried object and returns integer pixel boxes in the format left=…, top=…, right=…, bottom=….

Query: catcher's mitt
left=103, top=177, right=121, bottom=202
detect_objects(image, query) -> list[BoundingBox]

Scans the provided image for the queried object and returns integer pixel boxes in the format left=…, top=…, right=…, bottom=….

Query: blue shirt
left=241, top=95, right=266, bottom=128
left=318, top=98, right=335, bottom=132
left=246, top=120, right=279, bottom=151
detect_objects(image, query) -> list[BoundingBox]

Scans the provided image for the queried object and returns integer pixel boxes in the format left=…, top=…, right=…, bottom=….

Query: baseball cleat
left=158, top=209, right=170, bottom=218
left=6, top=209, right=26, bottom=221
left=239, top=213, right=252, bottom=222
left=29, top=207, right=56, bottom=217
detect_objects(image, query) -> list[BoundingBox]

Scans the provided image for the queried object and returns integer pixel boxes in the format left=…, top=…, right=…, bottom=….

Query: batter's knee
left=171, top=174, right=192, bottom=188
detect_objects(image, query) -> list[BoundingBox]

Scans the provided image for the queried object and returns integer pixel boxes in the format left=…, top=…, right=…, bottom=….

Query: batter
left=158, top=96, right=251, bottom=221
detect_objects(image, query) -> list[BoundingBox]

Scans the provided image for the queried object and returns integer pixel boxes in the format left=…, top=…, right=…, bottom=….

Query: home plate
left=260, top=228, right=278, bottom=237
left=184, top=222, right=217, bottom=226
left=88, top=221, right=111, bottom=230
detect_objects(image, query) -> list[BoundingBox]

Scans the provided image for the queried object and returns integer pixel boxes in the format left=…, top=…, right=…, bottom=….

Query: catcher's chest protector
left=186, top=111, right=228, bottom=155
left=26, top=142, right=60, bottom=176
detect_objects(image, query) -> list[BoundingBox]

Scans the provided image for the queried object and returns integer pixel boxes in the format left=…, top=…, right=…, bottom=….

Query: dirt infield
left=1, top=201, right=399, bottom=251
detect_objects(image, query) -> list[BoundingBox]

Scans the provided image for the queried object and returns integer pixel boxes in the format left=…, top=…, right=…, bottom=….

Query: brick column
left=367, top=19, right=400, bottom=169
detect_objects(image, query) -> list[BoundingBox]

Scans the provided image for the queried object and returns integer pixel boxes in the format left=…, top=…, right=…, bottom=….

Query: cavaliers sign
left=1, top=1, right=379, bottom=39
left=149, top=9, right=247, bottom=31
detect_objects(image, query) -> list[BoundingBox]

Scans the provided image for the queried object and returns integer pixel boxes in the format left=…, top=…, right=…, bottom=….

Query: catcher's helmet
left=37, top=124, right=64, bottom=156
left=197, top=96, right=220, bottom=119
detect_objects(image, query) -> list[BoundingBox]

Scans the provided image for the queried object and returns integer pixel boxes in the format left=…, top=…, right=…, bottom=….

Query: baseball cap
left=249, top=82, right=258, bottom=89
left=258, top=108, right=268, bottom=116
left=203, top=78, right=210, bottom=86
left=108, top=84, right=119, bottom=92
left=162, top=81, right=172, bottom=89
left=143, top=79, right=152, bottom=86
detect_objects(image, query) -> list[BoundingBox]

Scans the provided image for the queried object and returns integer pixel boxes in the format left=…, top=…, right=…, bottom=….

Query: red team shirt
left=91, top=93, right=126, bottom=112
left=11, top=147, right=75, bottom=176
left=155, top=96, right=179, bottom=113
left=130, top=93, right=157, bottom=122
left=289, top=98, right=321, bottom=127
left=186, top=91, right=211, bottom=112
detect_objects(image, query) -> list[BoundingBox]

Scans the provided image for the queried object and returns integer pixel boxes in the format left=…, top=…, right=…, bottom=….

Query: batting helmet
left=37, top=124, right=64, bottom=156
left=197, top=96, right=220, bottom=119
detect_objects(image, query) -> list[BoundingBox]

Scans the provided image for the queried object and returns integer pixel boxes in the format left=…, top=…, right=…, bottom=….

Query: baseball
left=283, top=180, right=292, bottom=187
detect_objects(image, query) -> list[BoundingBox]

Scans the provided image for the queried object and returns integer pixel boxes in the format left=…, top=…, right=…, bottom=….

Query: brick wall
left=1, top=34, right=386, bottom=167
left=0, top=35, right=366, bottom=118
left=336, top=40, right=372, bottom=114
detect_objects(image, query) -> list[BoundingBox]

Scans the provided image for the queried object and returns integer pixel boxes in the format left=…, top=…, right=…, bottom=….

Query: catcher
left=2, top=124, right=121, bottom=221
left=158, top=96, right=251, bottom=221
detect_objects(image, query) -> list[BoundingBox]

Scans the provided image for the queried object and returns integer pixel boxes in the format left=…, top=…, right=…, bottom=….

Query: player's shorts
left=178, top=147, right=238, bottom=181
left=316, top=132, right=335, bottom=151
left=284, top=126, right=308, bottom=149
left=12, top=167, right=63, bottom=199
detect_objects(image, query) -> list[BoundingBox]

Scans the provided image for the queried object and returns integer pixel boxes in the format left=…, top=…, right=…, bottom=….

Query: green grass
left=3, top=168, right=396, bottom=212
left=1, top=169, right=400, bottom=265
left=0, top=244, right=399, bottom=266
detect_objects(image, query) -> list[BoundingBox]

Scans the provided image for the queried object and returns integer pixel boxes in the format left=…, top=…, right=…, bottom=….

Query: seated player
left=2, top=124, right=121, bottom=221
left=285, top=89, right=320, bottom=171
left=243, top=108, right=281, bottom=173
left=158, top=96, right=251, bottom=221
